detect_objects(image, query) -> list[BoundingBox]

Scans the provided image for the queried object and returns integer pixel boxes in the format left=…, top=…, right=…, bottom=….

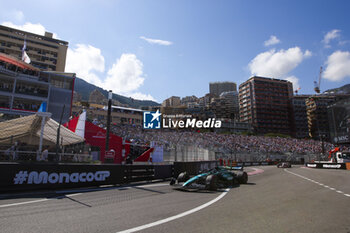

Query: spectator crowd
left=111, top=124, right=347, bottom=155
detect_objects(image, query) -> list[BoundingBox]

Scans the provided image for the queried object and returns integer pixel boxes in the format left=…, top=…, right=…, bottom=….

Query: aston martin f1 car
left=170, top=166, right=248, bottom=191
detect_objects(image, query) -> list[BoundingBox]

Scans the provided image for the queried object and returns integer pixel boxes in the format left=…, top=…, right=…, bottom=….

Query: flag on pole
left=22, top=37, right=31, bottom=64
left=37, top=102, right=47, bottom=112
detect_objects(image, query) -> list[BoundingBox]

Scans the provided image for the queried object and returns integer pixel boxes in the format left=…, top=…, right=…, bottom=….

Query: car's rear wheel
left=205, top=174, right=217, bottom=191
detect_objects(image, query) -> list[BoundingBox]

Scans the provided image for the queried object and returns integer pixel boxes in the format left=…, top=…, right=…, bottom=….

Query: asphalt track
left=0, top=166, right=349, bottom=233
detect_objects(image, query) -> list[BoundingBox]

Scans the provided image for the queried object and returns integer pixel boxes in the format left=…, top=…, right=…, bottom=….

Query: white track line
left=116, top=188, right=230, bottom=233
left=284, top=169, right=349, bottom=198
left=0, top=198, right=49, bottom=208
left=0, top=183, right=168, bottom=208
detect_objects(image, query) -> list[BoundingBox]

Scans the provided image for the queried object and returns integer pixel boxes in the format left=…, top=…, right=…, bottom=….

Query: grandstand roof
left=0, top=114, right=84, bottom=146
left=0, top=52, right=40, bottom=71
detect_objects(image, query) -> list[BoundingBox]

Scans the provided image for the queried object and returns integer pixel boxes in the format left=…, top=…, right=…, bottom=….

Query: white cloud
left=104, top=54, right=155, bottom=101
left=130, top=92, right=156, bottom=102
left=104, top=54, right=145, bottom=94
left=264, top=35, right=281, bottom=47
left=323, top=51, right=350, bottom=81
left=285, top=76, right=300, bottom=91
left=66, top=48, right=155, bottom=101
left=323, top=29, right=341, bottom=47
left=249, top=47, right=312, bottom=78
left=66, top=44, right=105, bottom=86
left=1, top=21, right=58, bottom=39
left=140, top=36, right=173, bottom=46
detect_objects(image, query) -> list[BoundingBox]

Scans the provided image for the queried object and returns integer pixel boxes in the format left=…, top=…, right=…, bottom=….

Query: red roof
left=0, top=52, right=40, bottom=71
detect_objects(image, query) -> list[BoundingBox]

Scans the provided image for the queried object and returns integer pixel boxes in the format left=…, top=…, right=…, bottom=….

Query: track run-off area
left=0, top=166, right=349, bottom=233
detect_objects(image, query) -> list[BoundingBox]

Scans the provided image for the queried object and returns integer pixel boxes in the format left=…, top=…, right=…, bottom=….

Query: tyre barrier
left=305, top=162, right=349, bottom=170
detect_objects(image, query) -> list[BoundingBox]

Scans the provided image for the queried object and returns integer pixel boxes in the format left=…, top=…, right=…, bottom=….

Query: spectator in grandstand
left=108, top=122, right=347, bottom=156
left=40, top=147, right=49, bottom=161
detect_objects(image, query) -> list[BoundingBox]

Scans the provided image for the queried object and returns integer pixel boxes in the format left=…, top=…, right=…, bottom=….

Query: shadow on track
left=57, top=195, right=92, bottom=208
left=131, top=186, right=167, bottom=194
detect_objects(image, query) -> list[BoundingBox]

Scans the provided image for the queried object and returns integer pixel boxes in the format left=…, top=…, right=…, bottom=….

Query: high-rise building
left=210, top=91, right=239, bottom=120
left=220, top=91, right=239, bottom=119
left=209, top=82, right=237, bottom=97
left=239, top=76, right=293, bottom=135
left=306, top=95, right=350, bottom=140
left=292, top=95, right=311, bottom=138
left=327, top=97, right=350, bottom=144
left=181, top=95, right=198, bottom=107
left=0, top=25, right=68, bottom=71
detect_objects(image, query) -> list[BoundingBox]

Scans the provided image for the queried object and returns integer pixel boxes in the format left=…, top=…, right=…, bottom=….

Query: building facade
left=72, top=91, right=82, bottom=103
left=327, top=97, right=350, bottom=144
left=162, top=96, right=181, bottom=107
left=181, top=95, right=198, bottom=107
left=89, top=89, right=107, bottom=105
left=209, top=82, right=237, bottom=97
left=0, top=53, right=75, bottom=123
left=292, top=95, right=311, bottom=138
left=0, top=25, right=68, bottom=71
left=239, top=76, right=293, bottom=135
left=306, top=95, right=350, bottom=140
left=210, top=91, right=239, bottom=120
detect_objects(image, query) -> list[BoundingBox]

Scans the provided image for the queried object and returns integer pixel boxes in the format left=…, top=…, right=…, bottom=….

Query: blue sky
left=1, top=0, right=350, bottom=102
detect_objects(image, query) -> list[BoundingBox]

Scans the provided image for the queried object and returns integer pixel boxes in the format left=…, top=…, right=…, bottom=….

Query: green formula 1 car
left=170, top=166, right=248, bottom=191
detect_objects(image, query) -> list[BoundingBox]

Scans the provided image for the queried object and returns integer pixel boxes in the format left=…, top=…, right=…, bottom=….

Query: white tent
left=0, top=114, right=84, bottom=146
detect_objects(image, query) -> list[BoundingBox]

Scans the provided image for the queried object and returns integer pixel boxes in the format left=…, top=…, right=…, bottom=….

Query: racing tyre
left=170, top=177, right=176, bottom=185
left=236, top=171, right=248, bottom=184
left=177, top=172, right=189, bottom=183
left=205, top=174, right=218, bottom=191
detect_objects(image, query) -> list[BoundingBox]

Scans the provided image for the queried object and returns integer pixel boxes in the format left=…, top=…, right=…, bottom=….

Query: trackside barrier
left=0, top=162, right=174, bottom=192
left=154, top=165, right=173, bottom=180
left=124, top=165, right=154, bottom=183
left=236, top=162, right=274, bottom=166
left=305, top=163, right=347, bottom=170
left=220, top=160, right=277, bottom=167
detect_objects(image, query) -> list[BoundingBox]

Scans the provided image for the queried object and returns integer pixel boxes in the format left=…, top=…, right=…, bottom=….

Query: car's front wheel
left=177, top=172, right=189, bottom=182
left=236, top=171, right=248, bottom=184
